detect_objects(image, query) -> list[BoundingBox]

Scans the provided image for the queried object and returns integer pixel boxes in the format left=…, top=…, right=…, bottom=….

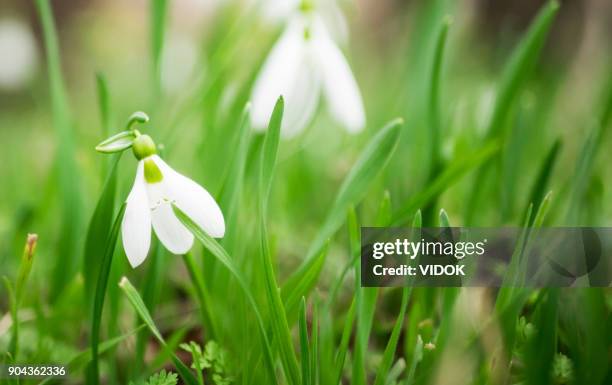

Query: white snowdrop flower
left=250, top=4, right=365, bottom=137
left=121, top=134, right=225, bottom=268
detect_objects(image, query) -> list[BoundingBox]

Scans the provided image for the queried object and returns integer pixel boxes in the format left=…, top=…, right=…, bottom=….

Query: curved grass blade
left=87, top=203, right=126, bottom=385
left=83, top=155, right=121, bottom=299
left=283, top=118, right=403, bottom=315
left=174, top=206, right=278, bottom=384
left=392, top=140, right=500, bottom=225
left=423, top=16, right=451, bottom=225
left=524, top=140, right=561, bottom=225
left=218, top=103, right=253, bottom=237
left=95, top=73, right=112, bottom=138
left=373, top=286, right=410, bottom=385
left=119, top=277, right=198, bottom=385
left=299, top=297, right=311, bottom=385
left=257, top=98, right=301, bottom=384
left=486, top=1, right=560, bottom=138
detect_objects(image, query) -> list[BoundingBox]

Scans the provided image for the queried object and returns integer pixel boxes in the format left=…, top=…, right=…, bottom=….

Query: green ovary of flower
left=143, top=158, right=163, bottom=184
left=132, top=134, right=157, bottom=160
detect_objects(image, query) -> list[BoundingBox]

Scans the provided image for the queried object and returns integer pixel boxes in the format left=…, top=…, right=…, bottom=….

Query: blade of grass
left=310, top=295, right=319, bottom=385
left=392, top=140, right=500, bottom=225
left=299, top=297, right=311, bottom=385
left=565, top=75, right=612, bottom=224
left=524, top=140, right=561, bottom=225
left=352, top=206, right=378, bottom=385
left=150, top=0, right=167, bottom=96
left=257, top=98, right=301, bottom=385
left=96, top=73, right=112, bottom=138
left=119, top=277, right=199, bottom=385
left=466, top=1, right=559, bottom=224
left=283, top=118, right=403, bottom=316
left=35, top=0, right=83, bottom=301
left=423, top=16, right=451, bottom=225
left=87, top=203, right=126, bottom=385
left=83, top=155, right=121, bottom=299
left=486, top=1, right=560, bottom=138
left=174, top=207, right=278, bottom=384
left=373, top=286, right=410, bottom=385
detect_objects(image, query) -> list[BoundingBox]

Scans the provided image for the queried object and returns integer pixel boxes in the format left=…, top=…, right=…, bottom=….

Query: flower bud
left=132, top=134, right=157, bottom=160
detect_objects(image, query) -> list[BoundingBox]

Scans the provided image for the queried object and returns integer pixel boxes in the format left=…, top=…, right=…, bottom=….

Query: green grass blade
left=283, top=244, right=330, bottom=326
left=35, top=0, right=83, bottom=300
left=333, top=296, right=356, bottom=385
left=351, top=207, right=378, bottom=385
left=257, top=97, right=301, bottom=384
left=524, top=140, right=561, bottom=225
left=423, top=16, right=451, bottom=225
left=150, top=0, right=168, bottom=93
left=219, top=104, right=253, bottom=237
left=486, top=1, right=560, bottom=138
left=392, top=140, right=500, bottom=225
left=373, top=286, right=410, bottom=385
left=283, top=118, right=403, bottom=314
left=376, top=190, right=392, bottom=226
left=95, top=73, right=112, bottom=138
left=309, top=296, right=319, bottom=385
left=174, top=206, right=278, bottom=384
left=87, top=203, right=126, bottom=385
left=119, top=277, right=199, bottom=385
left=83, top=155, right=121, bottom=299
left=260, top=97, right=283, bottom=209
left=299, top=297, right=311, bottom=385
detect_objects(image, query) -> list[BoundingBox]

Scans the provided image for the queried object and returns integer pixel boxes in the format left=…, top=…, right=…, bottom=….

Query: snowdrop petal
left=251, top=16, right=320, bottom=137
left=121, top=161, right=151, bottom=268
left=147, top=181, right=195, bottom=255
left=313, top=22, right=365, bottom=133
left=152, top=155, right=225, bottom=238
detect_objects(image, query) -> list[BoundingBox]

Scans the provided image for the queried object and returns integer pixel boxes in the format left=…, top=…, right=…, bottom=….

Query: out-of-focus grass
left=0, top=0, right=611, bottom=384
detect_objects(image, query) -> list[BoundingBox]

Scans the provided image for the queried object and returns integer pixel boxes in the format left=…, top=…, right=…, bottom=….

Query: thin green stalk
left=299, top=297, right=311, bottom=385
left=87, top=203, right=126, bottom=385
left=423, top=16, right=451, bottom=225
left=183, top=251, right=219, bottom=338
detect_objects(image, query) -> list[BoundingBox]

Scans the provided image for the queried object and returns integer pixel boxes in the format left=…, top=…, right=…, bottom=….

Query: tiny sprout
left=424, top=342, right=436, bottom=351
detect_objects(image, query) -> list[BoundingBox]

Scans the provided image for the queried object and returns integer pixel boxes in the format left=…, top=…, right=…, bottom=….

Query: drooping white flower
left=121, top=134, right=225, bottom=268
left=250, top=8, right=365, bottom=137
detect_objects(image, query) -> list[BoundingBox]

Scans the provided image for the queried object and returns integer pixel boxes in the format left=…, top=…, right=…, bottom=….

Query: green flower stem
left=182, top=252, right=219, bottom=339
left=88, top=203, right=126, bottom=385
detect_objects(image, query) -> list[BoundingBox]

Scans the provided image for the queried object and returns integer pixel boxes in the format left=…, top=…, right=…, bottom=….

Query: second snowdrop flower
left=251, top=3, right=365, bottom=137
left=96, top=113, right=225, bottom=268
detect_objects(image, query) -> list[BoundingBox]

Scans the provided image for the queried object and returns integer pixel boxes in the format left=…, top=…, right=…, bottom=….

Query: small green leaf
left=95, top=131, right=137, bottom=153
left=129, top=369, right=178, bottom=385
